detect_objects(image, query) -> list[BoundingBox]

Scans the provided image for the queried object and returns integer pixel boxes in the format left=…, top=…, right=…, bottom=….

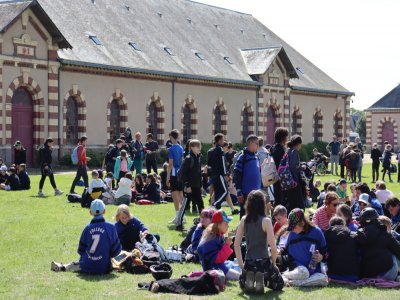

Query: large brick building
left=0, top=0, right=353, bottom=166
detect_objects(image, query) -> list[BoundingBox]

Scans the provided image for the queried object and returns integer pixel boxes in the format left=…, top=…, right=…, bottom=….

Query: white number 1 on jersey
left=90, top=234, right=101, bottom=253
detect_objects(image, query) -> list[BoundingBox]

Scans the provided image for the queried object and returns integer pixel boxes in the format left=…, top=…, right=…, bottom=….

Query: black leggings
left=39, top=166, right=57, bottom=190
left=70, top=165, right=89, bottom=192
left=372, top=162, right=380, bottom=182
left=283, top=184, right=304, bottom=212
left=382, top=167, right=392, bottom=181
left=242, top=259, right=284, bottom=291
left=188, top=187, right=204, bottom=214
left=146, top=159, right=158, bottom=174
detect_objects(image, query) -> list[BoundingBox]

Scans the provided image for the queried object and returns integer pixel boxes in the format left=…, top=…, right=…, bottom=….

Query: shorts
left=170, top=176, right=182, bottom=192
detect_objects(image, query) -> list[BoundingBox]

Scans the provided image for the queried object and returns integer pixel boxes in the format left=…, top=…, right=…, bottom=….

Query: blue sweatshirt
left=197, top=235, right=231, bottom=274
left=78, top=217, right=122, bottom=274
left=18, top=171, right=30, bottom=190
left=285, top=226, right=327, bottom=273
left=191, top=225, right=205, bottom=252
left=115, top=217, right=147, bottom=251
left=234, top=149, right=261, bottom=196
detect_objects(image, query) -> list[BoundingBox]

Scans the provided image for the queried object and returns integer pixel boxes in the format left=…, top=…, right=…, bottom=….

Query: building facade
left=0, top=0, right=353, bottom=166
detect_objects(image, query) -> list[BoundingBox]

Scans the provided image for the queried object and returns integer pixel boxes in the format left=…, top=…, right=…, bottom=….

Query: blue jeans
left=381, top=255, right=399, bottom=281
left=134, top=159, right=143, bottom=175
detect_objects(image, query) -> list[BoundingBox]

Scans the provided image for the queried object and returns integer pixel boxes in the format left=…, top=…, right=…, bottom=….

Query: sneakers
left=51, top=261, right=65, bottom=272
left=231, top=209, right=240, bottom=215
left=255, top=272, right=264, bottom=294
left=55, top=189, right=64, bottom=196
left=169, top=217, right=178, bottom=225
left=37, top=191, right=45, bottom=197
left=175, top=225, right=185, bottom=231
left=183, top=216, right=187, bottom=224
left=244, top=271, right=255, bottom=293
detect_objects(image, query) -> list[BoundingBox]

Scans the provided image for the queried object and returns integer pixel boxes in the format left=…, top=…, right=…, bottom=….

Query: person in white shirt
left=115, top=173, right=133, bottom=205
left=375, top=181, right=393, bottom=205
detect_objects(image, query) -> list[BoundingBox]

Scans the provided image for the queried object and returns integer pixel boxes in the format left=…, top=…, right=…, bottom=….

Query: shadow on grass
left=29, top=195, right=49, bottom=199
left=77, top=272, right=119, bottom=281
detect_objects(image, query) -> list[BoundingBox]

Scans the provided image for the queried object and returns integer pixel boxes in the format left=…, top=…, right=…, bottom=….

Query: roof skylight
left=89, top=35, right=102, bottom=45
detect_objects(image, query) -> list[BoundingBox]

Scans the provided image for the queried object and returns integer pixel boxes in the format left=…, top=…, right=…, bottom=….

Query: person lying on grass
left=51, top=199, right=122, bottom=274
left=114, top=204, right=149, bottom=251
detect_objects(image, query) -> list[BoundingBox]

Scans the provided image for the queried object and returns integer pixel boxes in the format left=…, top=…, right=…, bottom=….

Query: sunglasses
left=331, top=202, right=339, bottom=207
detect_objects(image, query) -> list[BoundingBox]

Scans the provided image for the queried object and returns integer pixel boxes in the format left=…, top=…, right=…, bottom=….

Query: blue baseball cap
left=90, top=199, right=106, bottom=216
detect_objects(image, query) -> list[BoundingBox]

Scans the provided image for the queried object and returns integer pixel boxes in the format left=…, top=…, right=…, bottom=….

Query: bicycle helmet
left=359, top=207, right=379, bottom=227
left=150, top=263, right=173, bottom=280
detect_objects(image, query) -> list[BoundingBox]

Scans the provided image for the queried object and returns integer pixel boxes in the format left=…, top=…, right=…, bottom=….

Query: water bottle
left=308, top=250, right=319, bottom=274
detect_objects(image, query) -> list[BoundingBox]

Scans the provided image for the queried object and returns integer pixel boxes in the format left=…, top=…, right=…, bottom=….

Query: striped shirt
left=312, top=206, right=334, bottom=231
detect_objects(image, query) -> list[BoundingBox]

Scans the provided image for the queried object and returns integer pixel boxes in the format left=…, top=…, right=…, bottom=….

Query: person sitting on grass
left=336, top=179, right=349, bottom=204
left=0, top=165, right=8, bottom=185
left=281, top=208, right=328, bottom=287
left=324, top=216, right=360, bottom=282
left=313, top=192, right=340, bottom=232
left=114, top=204, right=148, bottom=251
left=379, top=215, right=400, bottom=242
left=17, top=164, right=30, bottom=190
left=357, top=193, right=384, bottom=217
left=336, top=204, right=359, bottom=232
left=51, top=199, right=122, bottom=274
left=141, top=174, right=161, bottom=204
left=159, top=162, right=169, bottom=192
left=234, top=190, right=284, bottom=294
left=273, top=205, right=288, bottom=235
left=355, top=208, right=400, bottom=281
left=386, top=196, right=400, bottom=234
left=115, top=173, right=133, bottom=206
left=197, top=210, right=240, bottom=281
left=88, top=170, right=106, bottom=200
left=0, top=166, right=20, bottom=191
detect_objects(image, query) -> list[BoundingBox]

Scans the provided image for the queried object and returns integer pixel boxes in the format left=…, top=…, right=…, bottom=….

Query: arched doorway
left=12, top=87, right=33, bottom=165
left=110, top=99, right=121, bottom=143
left=182, top=104, right=192, bottom=144
left=214, top=105, right=222, bottom=134
left=66, top=96, right=79, bottom=145
left=381, top=121, right=394, bottom=148
left=148, top=102, right=158, bottom=137
left=266, top=106, right=276, bottom=144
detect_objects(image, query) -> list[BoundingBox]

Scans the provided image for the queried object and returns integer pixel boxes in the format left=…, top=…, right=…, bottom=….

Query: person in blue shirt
left=114, top=204, right=148, bottom=251
left=385, top=197, right=400, bottom=234
left=166, top=129, right=184, bottom=225
left=358, top=193, right=384, bottom=216
left=326, top=135, right=341, bottom=176
left=51, top=200, right=122, bottom=274
left=234, top=135, right=261, bottom=218
left=281, top=208, right=328, bottom=287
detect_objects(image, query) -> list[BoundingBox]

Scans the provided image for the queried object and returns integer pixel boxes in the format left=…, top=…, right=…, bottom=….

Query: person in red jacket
left=70, top=136, right=91, bottom=194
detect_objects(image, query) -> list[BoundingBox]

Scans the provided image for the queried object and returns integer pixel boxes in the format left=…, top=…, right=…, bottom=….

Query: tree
left=356, top=114, right=366, bottom=143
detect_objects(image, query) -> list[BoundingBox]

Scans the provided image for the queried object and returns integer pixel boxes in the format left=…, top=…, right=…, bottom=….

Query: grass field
left=1, top=163, right=400, bottom=299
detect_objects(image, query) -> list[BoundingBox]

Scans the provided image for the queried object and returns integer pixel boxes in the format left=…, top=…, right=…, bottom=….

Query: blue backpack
left=277, top=152, right=297, bottom=191
left=71, top=146, right=80, bottom=165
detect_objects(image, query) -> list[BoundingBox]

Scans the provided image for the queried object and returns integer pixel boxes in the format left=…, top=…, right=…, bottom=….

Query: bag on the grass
left=165, top=246, right=184, bottom=262
left=188, top=269, right=226, bottom=292
left=80, top=189, right=92, bottom=208
left=68, top=193, right=82, bottom=203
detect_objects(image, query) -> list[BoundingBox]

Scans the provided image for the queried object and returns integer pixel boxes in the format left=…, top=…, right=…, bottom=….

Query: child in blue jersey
left=197, top=210, right=240, bottom=281
left=51, top=200, right=122, bottom=274
left=114, top=204, right=148, bottom=251
left=281, top=208, right=328, bottom=287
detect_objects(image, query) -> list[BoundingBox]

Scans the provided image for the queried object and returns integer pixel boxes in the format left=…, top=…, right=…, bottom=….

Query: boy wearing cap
left=51, top=200, right=122, bottom=274
left=358, top=193, right=384, bottom=216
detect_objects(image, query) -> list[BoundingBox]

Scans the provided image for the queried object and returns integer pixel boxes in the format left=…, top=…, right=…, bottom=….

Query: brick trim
left=241, top=100, right=255, bottom=143
left=265, top=98, right=282, bottom=141
left=107, top=91, right=128, bottom=144
left=5, top=75, right=44, bottom=145
left=313, top=106, right=323, bottom=142
left=291, top=104, right=302, bottom=135
left=377, top=116, right=398, bottom=149
left=146, top=93, right=165, bottom=145
left=212, top=98, right=228, bottom=136
left=63, top=89, right=86, bottom=145
left=333, top=108, right=343, bottom=139
left=181, top=95, right=198, bottom=142
left=366, top=111, right=372, bottom=146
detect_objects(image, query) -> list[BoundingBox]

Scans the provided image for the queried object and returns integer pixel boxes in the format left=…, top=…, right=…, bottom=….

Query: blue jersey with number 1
left=78, top=217, right=122, bottom=274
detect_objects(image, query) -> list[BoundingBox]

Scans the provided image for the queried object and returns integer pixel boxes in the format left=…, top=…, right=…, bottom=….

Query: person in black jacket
left=324, top=216, right=360, bottom=282
left=37, top=138, right=63, bottom=197
left=180, top=140, right=204, bottom=216
left=0, top=166, right=20, bottom=191
left=17, top=164, right=30, bottom=190
left=207, top=133, right=228, bottom=209
left=13, top=141, right=27, bottom=166
left=270, top=128, right=288, bottom=206
left=382, top=144, right=393, bottom=182
left=141, top=174, right=160, bottom=203
left=355, top=208, right=400, bottom=280
left=370, top=143, right=382, bottom=183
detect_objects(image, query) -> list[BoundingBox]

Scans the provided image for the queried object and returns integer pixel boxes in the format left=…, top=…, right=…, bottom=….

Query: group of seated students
left=85, top=168, right=164, bottom=206
left=0, top=159, right=30, bottom=191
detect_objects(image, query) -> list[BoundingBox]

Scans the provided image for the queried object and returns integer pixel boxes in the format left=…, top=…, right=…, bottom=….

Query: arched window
left=242, top=109, right=250, bottom=143
left=182, top=104, right=192, bottom=144
left=313, top=110, right=323, bottom=142
left=214, top=105, right=222, bottom=134
left=66, top=96, right=78, bottom=144
left=110, top=99, right=121, bottom=143
left=292, top=108, right=302, bottom=135
left=148, top=102, right=158, bottom=137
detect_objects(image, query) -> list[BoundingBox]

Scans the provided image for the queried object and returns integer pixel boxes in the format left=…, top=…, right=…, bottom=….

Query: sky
left=196, top=0, right=400, bottom=110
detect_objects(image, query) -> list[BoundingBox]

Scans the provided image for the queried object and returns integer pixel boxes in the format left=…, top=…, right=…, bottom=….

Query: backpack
left=188, top=269, right=226, bottom=292
left=278, top=152, right=298, bottom=191
left=231, top=150, right=244, bottom=174
left=71, top=145, right=80, bottom=165
left=261, top=154, right=279, bottom=187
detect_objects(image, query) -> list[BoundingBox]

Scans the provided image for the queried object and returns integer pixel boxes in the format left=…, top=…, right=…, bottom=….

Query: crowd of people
left=4, top=126, right=400, bottom=295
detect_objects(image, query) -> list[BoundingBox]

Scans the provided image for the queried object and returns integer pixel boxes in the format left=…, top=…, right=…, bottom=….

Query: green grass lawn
left=0, top=163, right=399, bottom=299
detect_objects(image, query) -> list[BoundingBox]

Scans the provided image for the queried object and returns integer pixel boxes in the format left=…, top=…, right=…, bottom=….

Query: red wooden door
left=12, top=88, right=33, bottom=166
left=266, top=106, right=276, bottom=145
left=381, top=122, right=394, bottom=149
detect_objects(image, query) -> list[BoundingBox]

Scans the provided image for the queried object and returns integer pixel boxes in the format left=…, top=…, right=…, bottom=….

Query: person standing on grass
left=13, top=141, right=26, bottom=167
left=370, top=143, right=382, bottom=183
left=338, top=138, right=348, bottom=179
left=326, top=135, right=341, bottom=176
left=166, top=129, right=184, bottom=225
left=234, top=135, right=261, bottom=218
left=70, top=136, right=91, bottom=194
left=145, top=133, right=159, bottom=175
left=113, top=150, right=133, bottom=183
left=132, top=132, right=145, bottom=175
left=207, top=133, right=229, bottom=209
left=355, top=137, right=364, bottom=183
left=37, top=138, right=63, bottom=197
left=382, top=144, right=393, bottom=183
left=271, top=128, right=289, bottom=206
